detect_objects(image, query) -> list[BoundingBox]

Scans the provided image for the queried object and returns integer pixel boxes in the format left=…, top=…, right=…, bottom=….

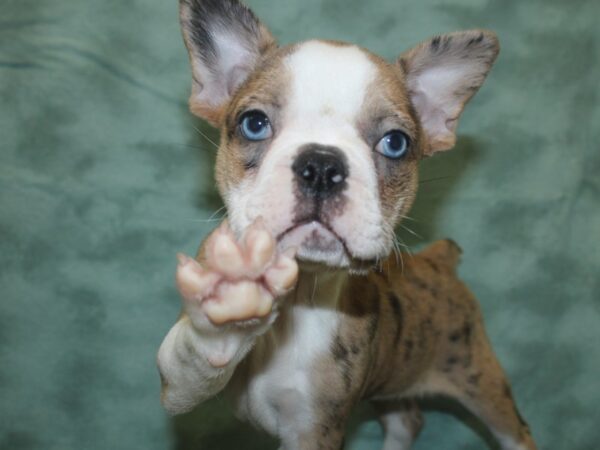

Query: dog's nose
left=292, top=144, right=348, bottom=199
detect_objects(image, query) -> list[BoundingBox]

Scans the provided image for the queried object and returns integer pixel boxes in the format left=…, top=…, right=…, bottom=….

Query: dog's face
left=221, top=42, right=421, bottom=271
left=180, top=0, right=499, bottom=272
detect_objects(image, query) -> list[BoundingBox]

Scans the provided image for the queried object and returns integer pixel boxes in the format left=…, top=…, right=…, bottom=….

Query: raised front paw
left=176, top=219, right=298, bottom=329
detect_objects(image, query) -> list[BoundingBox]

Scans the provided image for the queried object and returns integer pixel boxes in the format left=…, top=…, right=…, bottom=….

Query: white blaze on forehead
left=285, top=41, right=377, bottom=122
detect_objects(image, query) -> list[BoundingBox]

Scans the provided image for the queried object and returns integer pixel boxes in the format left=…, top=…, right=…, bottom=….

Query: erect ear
left=398, top=30, right=500, bottom=155
left=179, top=0, right=277, bottom=126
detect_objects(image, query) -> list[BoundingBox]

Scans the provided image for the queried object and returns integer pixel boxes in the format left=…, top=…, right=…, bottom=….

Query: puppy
left=157, top=1, right=537, bottom=449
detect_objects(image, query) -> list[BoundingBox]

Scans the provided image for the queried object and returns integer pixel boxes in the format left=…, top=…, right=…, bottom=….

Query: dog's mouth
left=276, top=220, right=377, bottom=272
left=276, top=220, right=351, bottom=264
left=277, top=220, right=349, bottom=252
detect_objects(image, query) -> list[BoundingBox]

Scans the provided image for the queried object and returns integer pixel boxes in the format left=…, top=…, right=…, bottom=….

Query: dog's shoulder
left=413, top=238, right=463, bottom=275
left=369, top=239, right=463, bottom=287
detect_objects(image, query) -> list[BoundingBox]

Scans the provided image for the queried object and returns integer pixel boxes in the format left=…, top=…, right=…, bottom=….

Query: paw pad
left=176, top=219, right=298, bottom=326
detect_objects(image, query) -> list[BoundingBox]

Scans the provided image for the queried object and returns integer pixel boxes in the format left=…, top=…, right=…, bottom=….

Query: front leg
left=157, top=220, right=298, bottom=414
left=279, top=413, right=349, bottom=450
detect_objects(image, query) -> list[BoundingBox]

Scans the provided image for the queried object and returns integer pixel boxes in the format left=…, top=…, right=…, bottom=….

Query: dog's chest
left=235, top=304, right=340, bottom=437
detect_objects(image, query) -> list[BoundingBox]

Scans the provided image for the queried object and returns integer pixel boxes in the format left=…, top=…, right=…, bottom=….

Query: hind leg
left=372, top=399, right=424, bottom=450
left=431, top=324, right=537, bottom=450
left=457, top=374, right=536, bottom=450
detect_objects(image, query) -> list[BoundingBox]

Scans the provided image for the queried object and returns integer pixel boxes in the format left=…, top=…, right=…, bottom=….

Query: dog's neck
left=289, top=266, right=348, bottom=309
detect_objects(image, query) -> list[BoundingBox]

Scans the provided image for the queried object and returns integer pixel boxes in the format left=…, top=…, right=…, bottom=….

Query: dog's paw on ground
left=176, top=219, right=298, bottom=327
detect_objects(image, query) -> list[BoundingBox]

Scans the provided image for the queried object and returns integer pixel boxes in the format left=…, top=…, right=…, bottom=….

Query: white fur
left=237, top=305, right=340, bottom=442
left=379, top=409, right=416, bottom=450
left=232, top=273, right=343, bottom=445
left=285, top=41, right=376, bottom=120
left=159, top=266, right=343, bottom=445
left=279, top=221, right=348, bottom=266
left=496, top=434, right=530, bottom=450
left=227, top=41, right=389, bottom=265
left=157, top=316, right=240, bottom=414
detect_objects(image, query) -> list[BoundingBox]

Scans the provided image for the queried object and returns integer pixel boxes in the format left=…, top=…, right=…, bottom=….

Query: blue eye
left=239, top=110, right=273, bottom=141
left=375, top=130, right=409, bottom=159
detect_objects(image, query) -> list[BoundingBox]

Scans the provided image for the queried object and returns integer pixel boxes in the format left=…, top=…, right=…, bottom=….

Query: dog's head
left=179, top=0, right=499, bottom=272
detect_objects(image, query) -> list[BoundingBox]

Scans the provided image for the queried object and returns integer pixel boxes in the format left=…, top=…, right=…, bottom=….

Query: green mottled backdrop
left=1, top=0, right=598, bottom=449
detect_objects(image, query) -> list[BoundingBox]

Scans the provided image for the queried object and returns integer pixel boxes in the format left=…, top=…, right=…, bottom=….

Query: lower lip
left=278, top=221, right=343, bottom=251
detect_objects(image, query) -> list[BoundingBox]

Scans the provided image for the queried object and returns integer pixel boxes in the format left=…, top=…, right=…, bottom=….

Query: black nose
left=292, top=144, right=348, bottom=199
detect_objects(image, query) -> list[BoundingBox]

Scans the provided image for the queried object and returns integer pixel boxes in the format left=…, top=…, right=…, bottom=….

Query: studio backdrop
left=1, top=0, right=598, bottom=449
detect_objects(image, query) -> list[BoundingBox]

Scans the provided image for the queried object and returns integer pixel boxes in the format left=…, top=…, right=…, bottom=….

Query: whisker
left=168, top=143, right=209, bottom=151
left=136, top=213, right=227, bottom=224
left=375, top=256, right=382, bottom=273
left=399, top=236, right=413, bottom=258
left=388, top=232, right=404, bottom=274
left=193, top=125, right=220, bottom=150
left=310, top=275, right=318, bottom=306
left=396, top=240, right=405, bottom=273
left=399, top=223, right=423, bottom=240
left=419, top=175, right=453, bottom=185
left=391, top=239, right=400, bottom=267
left=393, top=234, right=411, bottom=251
left=156, top=207, right=227, bottom=226
left=178, top=217, right=225, bottom=223
left=398, top=214, right=419, bottom=223
left=206, top=205, right=227, bottom=222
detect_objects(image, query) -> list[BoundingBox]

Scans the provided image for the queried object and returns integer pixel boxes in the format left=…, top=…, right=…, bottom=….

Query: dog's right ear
left=179, top=0, right=277, bottom=126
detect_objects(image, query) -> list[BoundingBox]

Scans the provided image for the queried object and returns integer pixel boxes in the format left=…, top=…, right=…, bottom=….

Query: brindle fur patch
left=307, top=239, right=536, bottom=449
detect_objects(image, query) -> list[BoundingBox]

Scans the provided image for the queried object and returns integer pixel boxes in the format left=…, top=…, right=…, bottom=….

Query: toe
left=264, top=249, right=299, bottom=296
left=203, top=281, right=273, bottom=325
left=244, top=220, right=276, bottom=277
left=205, top=226, right=246, bottom=279
left=175, top=253, right=219, bottom=301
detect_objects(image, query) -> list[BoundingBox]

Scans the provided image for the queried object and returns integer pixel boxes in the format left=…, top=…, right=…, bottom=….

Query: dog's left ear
left=398, top=30, right=500, bottom=155
left=179, top=0, right=277, bottom=126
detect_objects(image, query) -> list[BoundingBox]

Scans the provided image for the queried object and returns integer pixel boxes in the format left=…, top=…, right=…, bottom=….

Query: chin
left=277, top=221, right=379, bottom=274
left=296, top=247, right=351, bottom=269
left=277, top=221, right=350, bottom=268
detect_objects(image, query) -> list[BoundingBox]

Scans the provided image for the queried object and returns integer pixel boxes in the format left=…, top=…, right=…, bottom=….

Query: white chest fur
left=232, top=282, right=341, bottom=442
